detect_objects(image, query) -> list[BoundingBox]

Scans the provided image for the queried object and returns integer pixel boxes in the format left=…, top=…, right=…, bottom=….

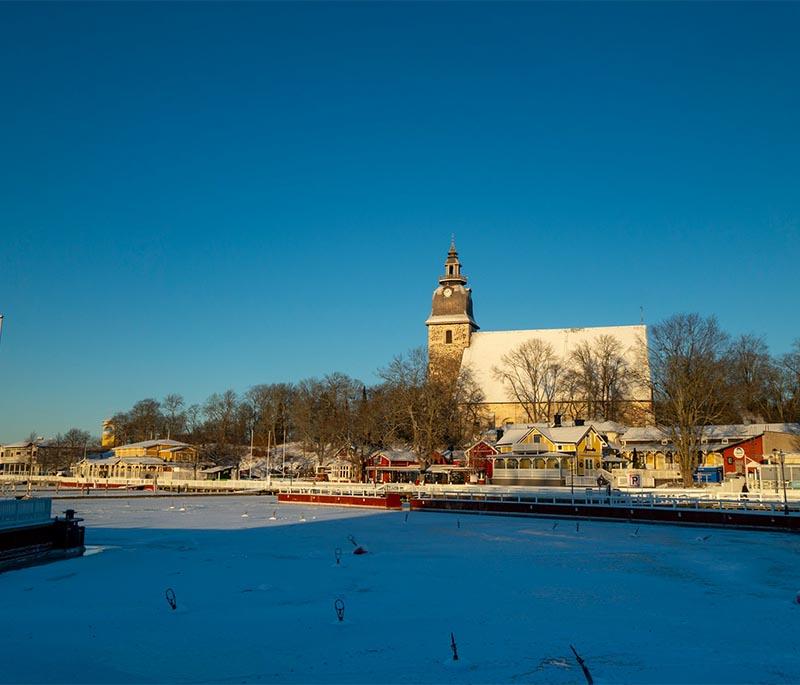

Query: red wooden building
left=719, top=436, right=766, bottom=475
left=365, top=449, right=421, bottom=484
left=465, top=439, right=499, bottom=480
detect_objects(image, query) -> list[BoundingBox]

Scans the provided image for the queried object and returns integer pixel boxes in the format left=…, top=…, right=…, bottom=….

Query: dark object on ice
left=404, top=512, right=409, bottom=523
left=570, top=645, right=593, bottom=685
left=450, top=632, right=459, bottom=661
left=457, top=519, right=460, bottom=529
left=334, top=548, right=342, bottom=565
left=348, top=534, right=367, bottom=554
left=552, top=522, right=558, bottom=532
left=576, top=521, right=580, bottom=533
left=334, top=598, right=345, bottom=622
left=0, top=499, right=85, bottom=573
left=165, top=588, right=177, bottom=610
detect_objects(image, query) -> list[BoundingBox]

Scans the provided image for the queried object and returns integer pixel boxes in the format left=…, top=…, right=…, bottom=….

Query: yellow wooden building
left=491, top=423, right=609, bottom=486
left=113, top=439, right=197, bottom=463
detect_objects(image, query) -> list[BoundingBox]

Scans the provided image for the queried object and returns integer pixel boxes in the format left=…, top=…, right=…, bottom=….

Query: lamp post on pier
left=569, top=454, right=575, bottom=495
left=772, top=449, right=788, bottom=515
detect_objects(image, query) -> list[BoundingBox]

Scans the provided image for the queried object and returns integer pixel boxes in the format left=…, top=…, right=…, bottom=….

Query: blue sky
left=1, top=2, right=798, bottom=441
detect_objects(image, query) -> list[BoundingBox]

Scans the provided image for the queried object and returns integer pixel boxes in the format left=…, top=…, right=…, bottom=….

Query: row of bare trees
left=492, top=334, right=637, bottom=423
left=648, top=314, right=800, bottom=485
left=108, top=348, right=484, bottom=476
left=492, top=323, right=800, bottom=429
left=80, top=314, right=800, bottom=485
left=491, top=316, right=800, bottom=485
left=14, top=428, right=93, bottom=475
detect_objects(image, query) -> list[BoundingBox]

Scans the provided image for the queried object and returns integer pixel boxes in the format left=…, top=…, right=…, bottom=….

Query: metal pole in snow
left=267, top=430, right=272, bottom=486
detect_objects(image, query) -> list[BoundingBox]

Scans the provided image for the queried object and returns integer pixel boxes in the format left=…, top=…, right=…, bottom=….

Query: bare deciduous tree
left=645, top=313, right=731, bottom=486
left=162, top=393, right=186, bottom=439
left=203, top=390, right=243, bottom=463
left=380, top=348, right=483, bottom=470
left=291, top=373, right=362, bottom=469
left=776, top=339, right=800, bottom=422
left=492, top=339, right=565, bottom=422
left=569, top=335, right=633, bottom=421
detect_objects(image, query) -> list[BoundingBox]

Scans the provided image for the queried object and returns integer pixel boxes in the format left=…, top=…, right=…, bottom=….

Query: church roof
left=460, top=324, right=649, bottom=404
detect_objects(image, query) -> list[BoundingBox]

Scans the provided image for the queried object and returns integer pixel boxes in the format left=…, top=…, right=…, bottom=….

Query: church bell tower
left=425, top=239, right=479, bottom=376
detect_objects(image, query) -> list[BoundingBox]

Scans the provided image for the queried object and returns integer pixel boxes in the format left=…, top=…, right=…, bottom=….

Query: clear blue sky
left=1, top=2, right=798, bottom=442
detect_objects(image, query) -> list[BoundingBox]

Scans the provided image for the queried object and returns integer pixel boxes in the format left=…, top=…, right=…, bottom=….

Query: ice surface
left=5, top=495, right=800, bottom=684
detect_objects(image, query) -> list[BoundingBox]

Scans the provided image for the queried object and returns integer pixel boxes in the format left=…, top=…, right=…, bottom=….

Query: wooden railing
left=410, top=488, right=799, bottom=515
left=0, top=497, right=52, bottom=529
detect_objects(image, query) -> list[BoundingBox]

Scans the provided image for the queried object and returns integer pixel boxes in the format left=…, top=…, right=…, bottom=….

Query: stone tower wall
left=428, top=322, right=472, bottom=376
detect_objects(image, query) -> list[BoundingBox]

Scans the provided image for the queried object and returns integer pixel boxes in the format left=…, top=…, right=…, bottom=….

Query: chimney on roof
left=553, top=414, right=562, bottom=428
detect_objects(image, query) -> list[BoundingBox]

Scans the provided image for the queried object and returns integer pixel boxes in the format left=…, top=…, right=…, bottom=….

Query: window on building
left=533, top=435, right=541, bottom=443
left=445, top=330, right=453, bottom=344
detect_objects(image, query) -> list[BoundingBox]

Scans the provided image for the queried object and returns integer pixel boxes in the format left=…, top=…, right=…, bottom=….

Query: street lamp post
left=773, top=449, right=788, bottom=515
left=570, top=455, right=575, bottom=495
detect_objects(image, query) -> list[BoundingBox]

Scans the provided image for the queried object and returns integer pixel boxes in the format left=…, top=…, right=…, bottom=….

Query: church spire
left=441, top=236, right=467, bottom=286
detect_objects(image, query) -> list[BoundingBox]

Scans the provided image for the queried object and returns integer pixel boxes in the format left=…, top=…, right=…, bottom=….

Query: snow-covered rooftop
left=114, top=439, right=192, bottom=450
left=496, top=427, right=538, bottom=446
left=371, top=448, right=418, bottom=463
left=622, top=423, right=800, bottom=444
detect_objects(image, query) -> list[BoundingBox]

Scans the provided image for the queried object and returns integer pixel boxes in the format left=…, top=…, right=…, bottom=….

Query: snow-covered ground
left=5, top=495, right=800, bottom=684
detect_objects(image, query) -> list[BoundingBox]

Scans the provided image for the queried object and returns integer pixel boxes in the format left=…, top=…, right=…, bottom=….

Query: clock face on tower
left=443, top=287, right=453, bottom=298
